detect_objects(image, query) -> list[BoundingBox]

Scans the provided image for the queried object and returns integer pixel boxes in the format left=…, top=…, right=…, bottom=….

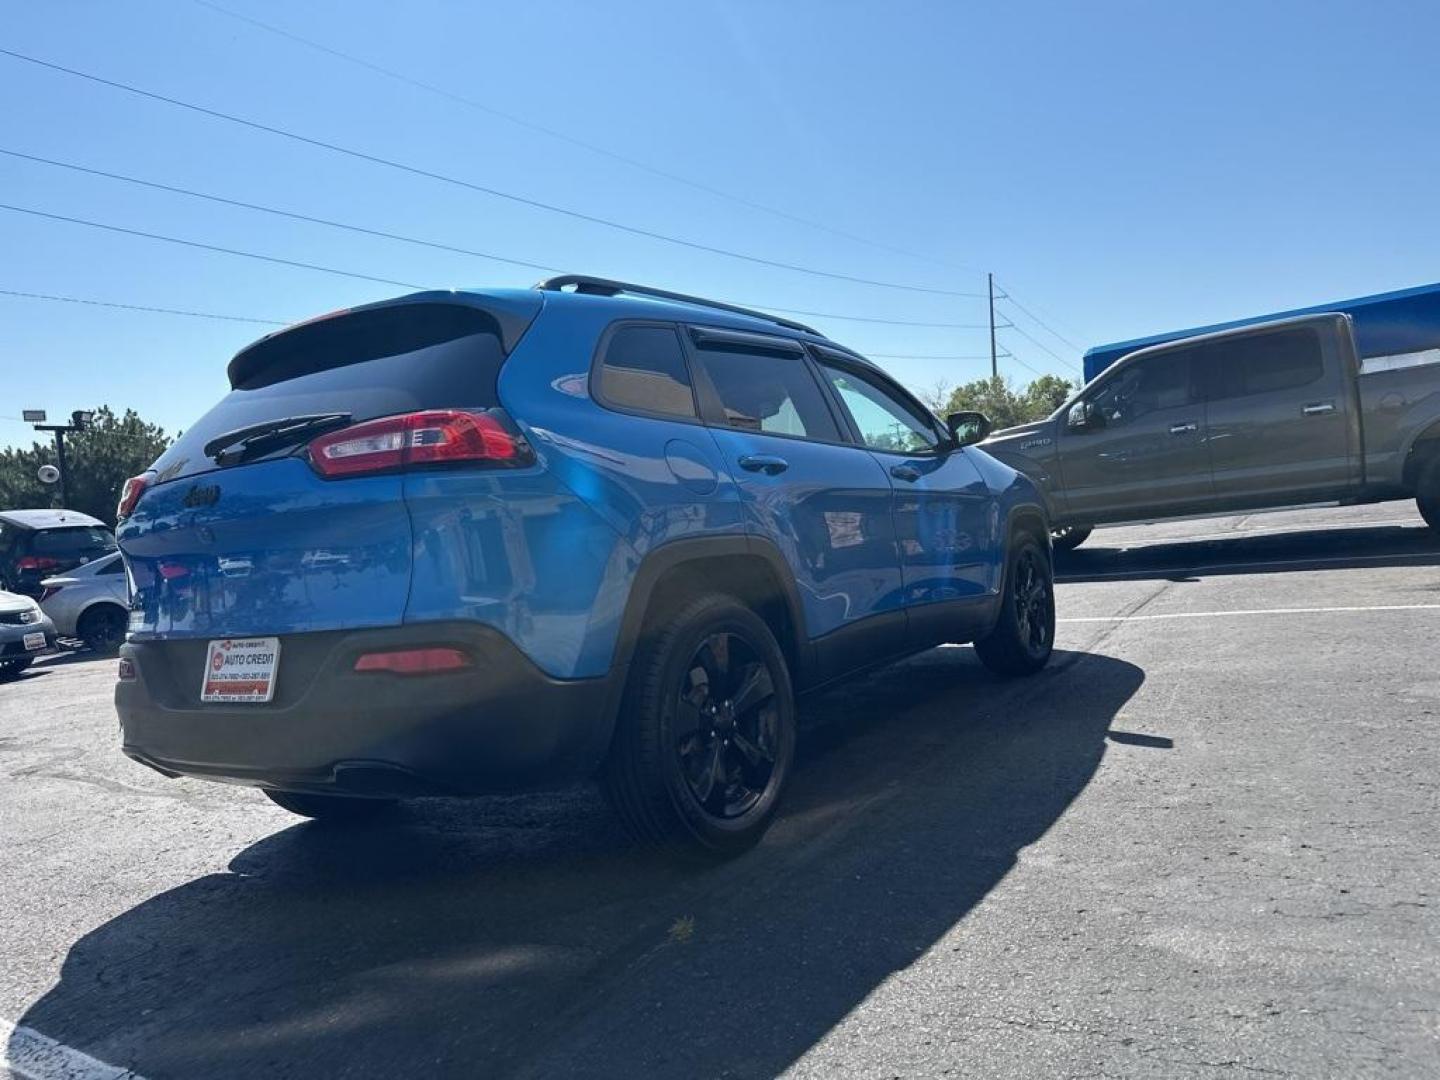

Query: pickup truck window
left=1077, top=348, right=1198, bottom=429
left=1209, top=327, right=1323, bottom=398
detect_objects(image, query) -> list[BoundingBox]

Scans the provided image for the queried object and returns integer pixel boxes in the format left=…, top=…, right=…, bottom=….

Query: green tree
left=0, top=407, right=171, bottom=525
left=1020, top=373, right=1077, bottom=418
left=936, top=374, right=1076, bottom=431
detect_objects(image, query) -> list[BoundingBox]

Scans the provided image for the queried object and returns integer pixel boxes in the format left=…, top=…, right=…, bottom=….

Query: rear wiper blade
left=204, top=412, right=352, bottom=465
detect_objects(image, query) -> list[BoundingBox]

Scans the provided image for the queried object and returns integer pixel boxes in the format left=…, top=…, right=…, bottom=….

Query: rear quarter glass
left=148, top=305, right=507, bottom=486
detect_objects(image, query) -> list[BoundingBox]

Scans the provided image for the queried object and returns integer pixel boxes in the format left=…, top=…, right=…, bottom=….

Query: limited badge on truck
left=201, top=637, right=281, bottom=703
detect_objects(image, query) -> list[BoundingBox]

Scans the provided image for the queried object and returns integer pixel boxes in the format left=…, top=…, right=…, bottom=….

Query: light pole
left=25, top=409, right=94, bottom=509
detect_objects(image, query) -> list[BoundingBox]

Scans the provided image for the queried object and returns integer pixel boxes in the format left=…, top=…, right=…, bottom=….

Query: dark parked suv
left=0, top=509, right=117, bottom=598
left=115, top=277, right=1057, bottom=856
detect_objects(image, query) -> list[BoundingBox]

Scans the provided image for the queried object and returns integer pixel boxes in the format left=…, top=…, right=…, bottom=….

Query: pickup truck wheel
left=1051, top=525, right=1092, bottom=552
left=603, top=593, right=796, bottom=858
left=1417, top=458, right=1440, bottom=534
left=974, top=535, right=1056, bottom=677
left=264, top=790, right=398, bottom=823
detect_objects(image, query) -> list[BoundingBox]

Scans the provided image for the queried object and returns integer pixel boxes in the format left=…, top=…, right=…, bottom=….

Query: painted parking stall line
left=1, top=1017, right=145, bottom=1080
left=1059, top=603, right=1440, bottom=624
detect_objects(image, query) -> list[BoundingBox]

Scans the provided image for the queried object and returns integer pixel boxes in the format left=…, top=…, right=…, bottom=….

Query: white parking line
left=1059, top=603, right=1440, bottom=624
left=0, top=1017, right=143, bottom=1080
left=1056, top=550, right=1437, bottom=582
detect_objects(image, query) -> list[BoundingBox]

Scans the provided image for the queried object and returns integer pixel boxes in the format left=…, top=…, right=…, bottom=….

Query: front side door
left=1199, top=318, right=1357, bottom=506
left=814, top=353, right=998, bottom=649
left=686, top=328, right=906, bottom=680
left=1058, top=344, right=1214, bottom=522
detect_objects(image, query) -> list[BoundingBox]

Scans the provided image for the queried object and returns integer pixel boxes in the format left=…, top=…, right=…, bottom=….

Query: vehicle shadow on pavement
left=12, top=646, right=1144, bottom=1079
left=1057, top=521, right=1440, bottom=582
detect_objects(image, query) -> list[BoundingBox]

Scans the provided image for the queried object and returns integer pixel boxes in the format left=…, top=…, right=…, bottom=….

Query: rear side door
left=813, top=353, right=999, bottom=648
left=686, top=328, right=906, bottom=680
left=1200, top=318, right=1358, bottom=505
left=1057, top=343, right=1214, bottom=521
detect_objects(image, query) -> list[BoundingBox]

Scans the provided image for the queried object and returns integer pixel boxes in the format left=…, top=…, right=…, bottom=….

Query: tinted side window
left=1082, top=348, right=1198, bottom=429
left=596, top=325, right=697, bottom=418
left=97, top=556, right=126, bottom=575
left=692, top=345, right=841, bottom=441
left=1208, top=328, right=1323, bottom=398
left=33, top=527, right=117, bottom=557
left=819, top=362, right=939, bottom=453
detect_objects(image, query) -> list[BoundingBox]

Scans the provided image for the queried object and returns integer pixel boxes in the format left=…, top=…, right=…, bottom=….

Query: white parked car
left=0, top=589, right=57, bottom=679
left=39, top=551, right=131, bottom=653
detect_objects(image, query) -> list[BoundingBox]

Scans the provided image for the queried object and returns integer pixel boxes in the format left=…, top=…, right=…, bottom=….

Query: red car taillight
left=16, top=556, right=60, bottom=572
left=117, top=474, right=150, bottom=520
left=307, top=410, right=531, bottom=479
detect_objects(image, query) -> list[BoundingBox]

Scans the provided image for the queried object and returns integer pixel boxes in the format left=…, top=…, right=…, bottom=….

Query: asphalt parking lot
left=3, top=505, right=1437, bottom=1079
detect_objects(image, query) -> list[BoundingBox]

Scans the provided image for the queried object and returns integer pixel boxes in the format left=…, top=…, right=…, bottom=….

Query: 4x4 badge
left=183, top=484, right=220, bottom=509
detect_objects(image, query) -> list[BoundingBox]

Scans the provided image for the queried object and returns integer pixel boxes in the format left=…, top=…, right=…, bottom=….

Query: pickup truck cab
left=983, top=309, right=1440, bottom=547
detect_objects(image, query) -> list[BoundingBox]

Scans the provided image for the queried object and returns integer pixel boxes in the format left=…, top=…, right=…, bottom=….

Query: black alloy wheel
left=675, top=631, right=781, bottom=820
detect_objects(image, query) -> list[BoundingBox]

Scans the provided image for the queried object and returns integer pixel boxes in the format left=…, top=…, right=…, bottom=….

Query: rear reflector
left=308, top=409, right=530, bottom=478
left=117, top=657, right=137, bottom=681
left=352, top=647, right=472, bottom=675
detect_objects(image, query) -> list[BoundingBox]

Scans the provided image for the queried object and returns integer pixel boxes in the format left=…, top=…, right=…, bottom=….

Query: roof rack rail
left=534, top=274, right=821, bottom=337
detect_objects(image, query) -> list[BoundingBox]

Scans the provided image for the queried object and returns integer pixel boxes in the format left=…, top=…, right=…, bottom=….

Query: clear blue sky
left=4, top=0, right=1440, bottom=448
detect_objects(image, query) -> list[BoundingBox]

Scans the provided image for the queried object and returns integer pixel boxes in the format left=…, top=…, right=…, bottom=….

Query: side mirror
left=946, top=411, right=992, bottom=447
left=1067, top=400, right=1103, bottom=432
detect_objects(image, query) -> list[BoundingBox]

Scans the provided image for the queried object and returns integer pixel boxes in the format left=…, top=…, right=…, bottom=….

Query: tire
left=1417, top=458, right=1440, bottom=534
left=78, top=604, right=128, bottom=654
left=264, top=789, right=398, bottom=822
left=974, top=534, right=1056, bottom=677
left=0, top=658, right=34, bottom=682
left=603, top=593, right=796, bottom=858
left=1051, top=525, right=1092, bottom=552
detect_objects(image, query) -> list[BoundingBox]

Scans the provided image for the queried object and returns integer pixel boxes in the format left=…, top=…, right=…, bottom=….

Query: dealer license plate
left=201, top=637, right=280, bottom=703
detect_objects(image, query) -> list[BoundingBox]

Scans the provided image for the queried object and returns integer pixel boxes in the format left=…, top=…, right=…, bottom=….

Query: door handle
left=890, top=464, right=921, bottom=482
left=1169, top=421, right=1199, bottom=435
left=1302, top=401, right=1336, bottom=416
left=737, top=453, right=789, bottom=475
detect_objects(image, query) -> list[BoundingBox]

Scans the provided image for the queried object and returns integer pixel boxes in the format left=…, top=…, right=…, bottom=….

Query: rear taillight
left=16, top=556, right=60, bottom=572
left=307, top=410, right=531, bottom=479
left=352, top=647, right=472, bottom=675
left=117, top=474, right=150, bottom=520
left=117, top=656, right=137, bottom=681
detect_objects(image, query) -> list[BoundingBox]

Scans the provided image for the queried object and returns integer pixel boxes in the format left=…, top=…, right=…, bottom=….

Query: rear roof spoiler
left=227, top=290, right=541, bottom=389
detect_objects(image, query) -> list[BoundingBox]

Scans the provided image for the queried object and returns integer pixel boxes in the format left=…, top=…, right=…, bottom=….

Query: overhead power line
left=189, top=0, right=971, bottom=276
left=0, top=197, right=987, bottom=331
left=0, top=149, right=992, bottom=331
left=0, top=47, right=982, bottom=299
left=0, top=288, right=283, bottom=325
left=994, top=280, right=1085, bottom=353
left=0, top=202, right=429, bottom=290
left=1000, top=321, right=1083, bottom=375
left=0, top=148, right=568, bottom=274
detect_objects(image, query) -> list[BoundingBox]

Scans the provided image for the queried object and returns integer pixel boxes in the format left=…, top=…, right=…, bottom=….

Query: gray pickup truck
left=982, top=311, right=1440, bottom=549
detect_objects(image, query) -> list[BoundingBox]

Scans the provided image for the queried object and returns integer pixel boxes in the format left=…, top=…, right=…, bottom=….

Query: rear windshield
left=33, top=527, right=117, bottom=559
left=150, top=304, right=507, bottom=484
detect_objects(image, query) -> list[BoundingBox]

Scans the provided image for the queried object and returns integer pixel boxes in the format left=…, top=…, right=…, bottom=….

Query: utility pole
left=987, top=272, right=998, bottom=381
left=26, top=409, right=94, bottom=509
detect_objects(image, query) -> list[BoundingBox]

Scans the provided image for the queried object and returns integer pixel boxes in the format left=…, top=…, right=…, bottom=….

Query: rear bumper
left=115, top=622, right=624, bottom=797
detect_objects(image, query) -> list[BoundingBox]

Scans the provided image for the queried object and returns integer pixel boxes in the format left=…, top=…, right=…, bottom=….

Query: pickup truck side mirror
left=946, top=411, right=992, bottom=447
left=1067, top=400, right=1104, bottom=433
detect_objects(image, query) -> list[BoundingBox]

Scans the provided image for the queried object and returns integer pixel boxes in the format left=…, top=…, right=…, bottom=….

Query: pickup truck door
left=1200, top=316, right=1360, bottom=505
left=1057, top=343, right=1214, bottom=521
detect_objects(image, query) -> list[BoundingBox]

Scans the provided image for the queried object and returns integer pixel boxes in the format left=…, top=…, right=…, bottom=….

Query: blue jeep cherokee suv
left=115, top=276, right=1055, bottom=855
